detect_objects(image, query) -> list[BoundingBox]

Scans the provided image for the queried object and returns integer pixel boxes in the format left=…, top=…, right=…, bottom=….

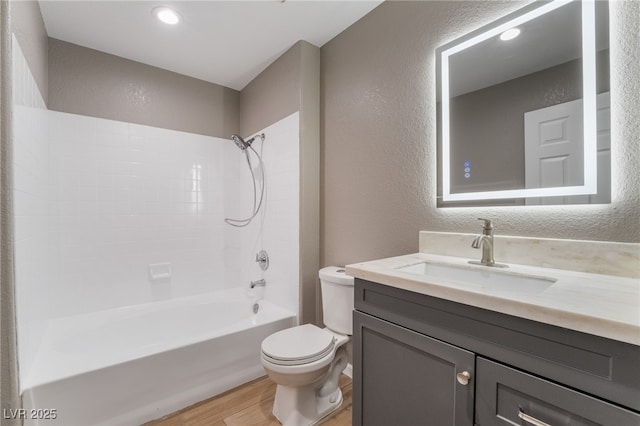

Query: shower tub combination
left=21, top=288, right=296, bottom=426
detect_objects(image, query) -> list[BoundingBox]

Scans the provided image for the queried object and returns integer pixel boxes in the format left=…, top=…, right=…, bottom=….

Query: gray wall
left=240, top=40, right=322, bottom=325
left=9, top=0, right=47, bottom=104
left=321, top=0, right=640, bottom=268
left=1, top=3, right=18, bottom=423
left=48, top=38, right=239, bottom=138
left=240, top=41, right=303, bottom=136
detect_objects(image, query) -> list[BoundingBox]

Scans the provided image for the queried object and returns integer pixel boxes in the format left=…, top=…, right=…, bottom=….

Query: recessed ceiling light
left=153, top=7, right=180, bottom=25
left=499, top=28, right=521, bottom=41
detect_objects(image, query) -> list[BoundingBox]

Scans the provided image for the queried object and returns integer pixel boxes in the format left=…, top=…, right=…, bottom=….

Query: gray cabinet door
left=353, top=311, right=475, bottom=426
left=476, top=357, right=640, bottom=426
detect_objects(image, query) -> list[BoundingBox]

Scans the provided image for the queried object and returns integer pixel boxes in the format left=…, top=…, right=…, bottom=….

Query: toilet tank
left=319, top=266, right=355, bottom=335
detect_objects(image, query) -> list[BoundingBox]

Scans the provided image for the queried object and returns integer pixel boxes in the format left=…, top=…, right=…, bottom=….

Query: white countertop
left=346, top=253, right=640, bottom=346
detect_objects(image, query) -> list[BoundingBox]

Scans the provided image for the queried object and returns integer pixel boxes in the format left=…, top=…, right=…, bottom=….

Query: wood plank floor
left=145, top=374, right=352, bottom=426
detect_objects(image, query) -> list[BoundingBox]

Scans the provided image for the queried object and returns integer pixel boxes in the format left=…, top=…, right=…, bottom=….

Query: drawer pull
left=518, top=410, right=552, bottom=426
left=456, top=371, right=471, bottom=385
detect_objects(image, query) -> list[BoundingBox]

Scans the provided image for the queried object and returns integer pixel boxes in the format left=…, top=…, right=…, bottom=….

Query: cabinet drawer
left=476, top=357, right=640, bottom=426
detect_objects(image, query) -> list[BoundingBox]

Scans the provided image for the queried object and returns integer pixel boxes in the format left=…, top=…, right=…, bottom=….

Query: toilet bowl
left=260, top=267, right=354, bottom=426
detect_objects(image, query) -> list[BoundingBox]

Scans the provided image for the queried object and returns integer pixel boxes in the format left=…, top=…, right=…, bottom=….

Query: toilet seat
left=262, top=324, right=335, bottom=366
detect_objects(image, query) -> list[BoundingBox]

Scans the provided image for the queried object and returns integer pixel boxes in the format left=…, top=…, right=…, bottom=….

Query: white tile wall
left=12, top=35, right=49, bottom=389
left=234, top=113, right=300, bottom=315
left=44, top=111, right=300, bottom=318
left=17, top=109, right=301, bottom=321
left=47, top=111, right=231, bottom=317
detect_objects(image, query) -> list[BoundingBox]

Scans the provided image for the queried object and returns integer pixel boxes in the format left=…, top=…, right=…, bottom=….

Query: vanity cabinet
left=355, top=311, right=474, bottom=425
left=353, top=279, right=640, bottom=426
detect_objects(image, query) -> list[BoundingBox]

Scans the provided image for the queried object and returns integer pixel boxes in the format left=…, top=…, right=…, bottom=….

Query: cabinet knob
left=456, top=371, right=471, bottom=385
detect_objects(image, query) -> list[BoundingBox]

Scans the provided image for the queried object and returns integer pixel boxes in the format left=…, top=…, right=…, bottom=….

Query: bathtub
left=21, top=288, right=296, bottom=426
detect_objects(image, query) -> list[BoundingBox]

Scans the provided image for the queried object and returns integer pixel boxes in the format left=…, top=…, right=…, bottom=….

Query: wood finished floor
left=145, top=374, right=352, bottom=426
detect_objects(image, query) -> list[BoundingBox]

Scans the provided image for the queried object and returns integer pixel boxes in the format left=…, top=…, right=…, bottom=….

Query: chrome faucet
left=250, top=279, right=266, bottom=289
left=469, top=218, right=507, bottom=268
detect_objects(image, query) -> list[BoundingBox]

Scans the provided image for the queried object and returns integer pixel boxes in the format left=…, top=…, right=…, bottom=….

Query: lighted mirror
left=436, top=0, right=610, bottom=207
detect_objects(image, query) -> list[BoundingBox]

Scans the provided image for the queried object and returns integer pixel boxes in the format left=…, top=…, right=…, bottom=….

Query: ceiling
left=39, top=0, right=383, bottom=91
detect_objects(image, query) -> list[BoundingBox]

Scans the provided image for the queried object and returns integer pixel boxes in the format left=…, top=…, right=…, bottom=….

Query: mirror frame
left=437, top=0, right=598, bottom=203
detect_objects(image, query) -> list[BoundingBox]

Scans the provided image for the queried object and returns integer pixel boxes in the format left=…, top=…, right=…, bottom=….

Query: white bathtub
left=21, top=288, right=296, bottom=426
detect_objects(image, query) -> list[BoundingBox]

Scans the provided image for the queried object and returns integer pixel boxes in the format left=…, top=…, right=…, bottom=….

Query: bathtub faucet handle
left=250, top=279, right=266, bottom=289
left=255, top=250, right=269, bottom=271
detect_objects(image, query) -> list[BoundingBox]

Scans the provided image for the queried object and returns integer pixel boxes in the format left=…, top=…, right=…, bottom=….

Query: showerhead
left=231, top=134, right=250, bottom=151
left=230, top=133, right=264, bottom=151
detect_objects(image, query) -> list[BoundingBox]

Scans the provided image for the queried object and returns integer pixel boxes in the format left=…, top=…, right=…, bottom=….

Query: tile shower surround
left=18, top=110, right=300, bottom=316
left=12, top=35, right=300, bottom=388
left=12, top=36, right=49, bottom=387
left=233, top=113, right=300, bottom=318
left=46, top=111, right=230, bottom=314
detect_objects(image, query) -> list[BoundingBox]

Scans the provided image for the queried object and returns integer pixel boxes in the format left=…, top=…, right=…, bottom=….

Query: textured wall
left=321, top=0, right=640, bottom=267
left=240, top=41, right=303, bottom=137
left=298, top=43, right=322, bottom=325
left=48, top=38, right=239, bottom=138
left=0, top=3, right=20, bottom=422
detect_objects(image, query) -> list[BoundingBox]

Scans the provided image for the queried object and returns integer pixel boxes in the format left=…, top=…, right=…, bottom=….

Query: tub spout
left=250, top=279, right=266, bottom=289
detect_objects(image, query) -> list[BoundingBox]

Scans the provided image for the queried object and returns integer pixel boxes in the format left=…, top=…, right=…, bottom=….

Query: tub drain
left=253, top=303, right=260, bottom=314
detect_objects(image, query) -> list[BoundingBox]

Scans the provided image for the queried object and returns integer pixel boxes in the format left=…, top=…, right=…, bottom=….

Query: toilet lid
left=262, top=324, right=335, bottom=365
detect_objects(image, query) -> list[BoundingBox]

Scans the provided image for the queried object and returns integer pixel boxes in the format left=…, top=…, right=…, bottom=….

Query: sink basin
left=397, top=262, right=556, bottom=294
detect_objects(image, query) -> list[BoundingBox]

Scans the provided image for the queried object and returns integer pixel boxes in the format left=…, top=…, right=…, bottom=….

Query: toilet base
left=273, top=385, right=343, bottom=426
left=264, top=333, right=350, bottom=426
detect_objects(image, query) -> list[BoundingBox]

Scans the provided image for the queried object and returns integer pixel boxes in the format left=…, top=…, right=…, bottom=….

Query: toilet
left=260, top=266, right=354, bottom=426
